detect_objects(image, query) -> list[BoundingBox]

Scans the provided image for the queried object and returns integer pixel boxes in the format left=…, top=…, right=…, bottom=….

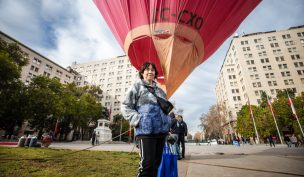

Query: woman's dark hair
left=138, top=62, right=158, bottom=79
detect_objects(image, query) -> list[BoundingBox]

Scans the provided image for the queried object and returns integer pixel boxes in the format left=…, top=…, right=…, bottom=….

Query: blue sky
left=0, top=0, right=303, bottom=135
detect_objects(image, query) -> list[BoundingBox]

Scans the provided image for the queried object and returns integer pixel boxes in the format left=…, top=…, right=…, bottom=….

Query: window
left=32, top=58, right=41, bottom=65
left=268, top=36, right=276, bottom=41
left=241, top=40, right=248, bottom=45
left=275, top=56, right=285, bottom=62
left=284, top=79, right=294, bottom=85
left=45, top=64, right=53, bottom=71
left=294, top=62, right=304, bottom=67
left=263, top=65, right=272, bottom=71
left=244, top=53, right=253, bottom=58
left=258, top=51, right=267, bottom=57
left=260, top=58, right=269, bottom=63
left=273, top=49, right=282, bottom=55
left=56, top=70, right=62, bottom=76
left=285, top=41, right=295, bottom=46
left=252, top=82, right=262, bottom=88
left=115, top=88, right=121, bottom=93
left=254, top=38, right=262, bottom=43
left=297, top=70, right=304, bottom=75
left=297, top=32, right=304, bottom=37
left=291, top=54, right=300, bottom=60
left=288, top=47, right=297, bottom=53
left=265, top=73, right=275, bottom=78
left=242, top=47, right=251, bottom=51
left=282, top=34, right=291, bottom=39
left=30, top=65, right=39, bottom=72
left=278, top=63, right=288, bottom=69
left=117, top=76, right=122, bottom=80
left=268, top=81, right=277, bottom=86
left=228, top=75, right=236, bottom=79
left=248, top=67, right=257, bottom=72
left=250, top=74, right=259, bottom=80
left=281, top=71, right=291, bottom=77
left=246, top=60, right=254, bottom=65
left=256, top=45, right=264, bottom=50
left=43, top=71, right=51, bottom=77
left=301, top=78, right=304, bottom=84
left=270, top=43, right=279, bottom=48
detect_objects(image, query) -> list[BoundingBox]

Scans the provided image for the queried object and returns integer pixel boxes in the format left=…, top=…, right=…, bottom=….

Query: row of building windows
left=240, top=32, right=304, bottom=46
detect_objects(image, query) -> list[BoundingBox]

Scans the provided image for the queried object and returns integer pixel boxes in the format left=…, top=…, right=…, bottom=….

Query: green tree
left=26, top=76, right=63, bottom=139
left=236, top=106, right=255, bottom=138
left=110, top=114, right=131, bottom=142
left=0, top=38, right=29, bottom=137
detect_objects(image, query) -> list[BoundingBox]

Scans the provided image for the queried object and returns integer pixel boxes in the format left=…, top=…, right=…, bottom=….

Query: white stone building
left=0, top=31, right=77, bottom=85
left=71, top=56, right=138, bottom=121
left=215, top=25, right=304, bottom=139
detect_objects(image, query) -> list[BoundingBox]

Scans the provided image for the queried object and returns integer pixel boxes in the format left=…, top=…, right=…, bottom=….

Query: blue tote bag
left=157, top=144, right=178, bottom=177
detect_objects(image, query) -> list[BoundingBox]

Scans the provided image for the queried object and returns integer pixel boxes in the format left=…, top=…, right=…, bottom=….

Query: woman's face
left=143, top=65, right=155, bottom=82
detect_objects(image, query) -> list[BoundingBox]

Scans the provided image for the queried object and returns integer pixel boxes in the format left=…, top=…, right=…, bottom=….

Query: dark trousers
left=137, top=136, right=166, bottom=177
left=177, top=133, right=185, bottom=158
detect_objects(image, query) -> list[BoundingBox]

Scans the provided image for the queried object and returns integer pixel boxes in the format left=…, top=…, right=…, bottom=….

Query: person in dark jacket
left=171, top=113, right=187, bottom=159
left=91, top=131, right=96, bottom=146
left=121, top=62, right=171, bottom=177
left=169, top=112, right=180, bottom=157
left=268, top=135, right=275, bottom=147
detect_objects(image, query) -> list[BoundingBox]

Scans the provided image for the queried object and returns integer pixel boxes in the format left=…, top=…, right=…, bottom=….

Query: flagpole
left=248, top=98, right=260, bottom=144
left=294, top=114, right=304, bottom=138
left=267, top=95, right=283, bottom=144
left=286, top=91, right=304, bottom=138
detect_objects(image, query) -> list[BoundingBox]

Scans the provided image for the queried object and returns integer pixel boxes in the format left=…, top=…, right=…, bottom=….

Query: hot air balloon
left=93, top=0, right=261, bottom=98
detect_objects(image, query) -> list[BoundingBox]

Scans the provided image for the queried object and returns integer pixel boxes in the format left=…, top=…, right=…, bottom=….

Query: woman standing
left=121, top=62, right=171, bottom=177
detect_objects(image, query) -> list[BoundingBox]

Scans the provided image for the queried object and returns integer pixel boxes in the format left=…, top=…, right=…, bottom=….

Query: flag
left=248, top=98, right=254, bottom=116
left=266, top=95, right=272, bottom=107
left=266, top=95, right=276, bottom=116
left=287, top=94, right=297, bottom=119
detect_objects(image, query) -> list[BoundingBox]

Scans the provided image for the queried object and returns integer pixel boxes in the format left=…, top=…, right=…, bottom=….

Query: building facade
left=1, top=31, right=80, bottom=136
left=71, top=56, right=138, bottom=120
left=0, top=31, right=77, bottom=85
left=215, top=25, right=304, bottom=140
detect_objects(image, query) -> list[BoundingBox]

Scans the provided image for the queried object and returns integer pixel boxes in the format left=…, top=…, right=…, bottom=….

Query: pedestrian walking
left=96, top=132, right=100, bottom=145
left=172, top=113, right=187, bottom=159
left=207, top=138, right=211, bottom=146
left=290, top=134, right=298, bottom=147
left=268, top=135, right=275, bottom=147
left=284, top=135, right=291, bottom=147
left=91, top=131, right=96, bottom=146
left=169, top=112, right=180, bottom=156
left=121, top=62, right=171, bottom=177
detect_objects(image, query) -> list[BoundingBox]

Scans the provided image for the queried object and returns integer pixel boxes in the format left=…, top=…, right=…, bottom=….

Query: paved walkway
left=2, top=141, right=303, bottom=176
left=48, top=142, right=304, bottom=177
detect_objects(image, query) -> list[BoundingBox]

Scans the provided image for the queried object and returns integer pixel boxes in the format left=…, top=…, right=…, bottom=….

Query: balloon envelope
left=94, top=0, right=261, bottom=98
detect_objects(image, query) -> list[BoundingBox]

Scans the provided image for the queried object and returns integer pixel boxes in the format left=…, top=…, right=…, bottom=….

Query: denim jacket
left=121, top=79, right=171, bottom=136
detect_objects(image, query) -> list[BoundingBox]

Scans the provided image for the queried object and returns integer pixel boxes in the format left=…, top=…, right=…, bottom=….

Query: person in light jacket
left=121, top=62, right=171, bottom=177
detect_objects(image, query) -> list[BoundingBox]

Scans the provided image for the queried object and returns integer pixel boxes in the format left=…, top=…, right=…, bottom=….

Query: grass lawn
left=0, top=147, right=139, bottom=177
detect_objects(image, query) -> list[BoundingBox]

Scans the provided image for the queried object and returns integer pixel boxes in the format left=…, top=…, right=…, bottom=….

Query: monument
left=94, top=119, right=112, bottom=142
